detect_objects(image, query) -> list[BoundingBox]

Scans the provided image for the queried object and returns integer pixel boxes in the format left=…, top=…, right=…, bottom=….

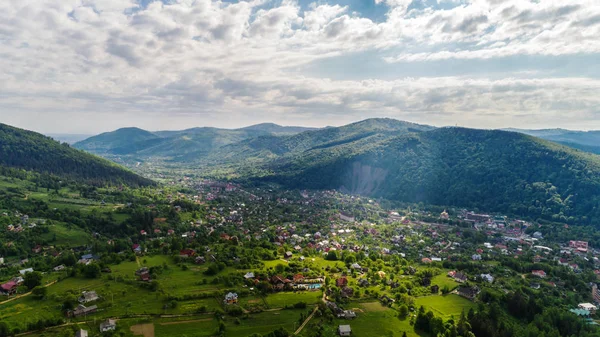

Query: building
left=532, top=270, right=547, bottom=278
left=75, top=329, right=88, bottom=337
left=224, top=292, right=238, bottom=305
left=480, top=274, right=494, bottom=283
left=19, top=268, right=34, bottom=275
left=284, top=251, right=293, bottom=259
left=592, top=284, right=600, bottom=304
left=100, top=319, right=116, bottom=332
left=440, top=210, right=449, bottom=220
left=244, top=272, right=255, bottom=279
left=69, top=304, right=98, bottom=317
left=0, top=281, right=18, bottom=295
left=569, top=240, right=589, bottom=252
left=457, top=286, right=480, bottom=300
left=338, top=325, right=352, bottom=336
left=79, top=291, right=99, bottom=303
left=578, top=303, right=597, bottom=315
left=336, top=277, right=348, bottom=287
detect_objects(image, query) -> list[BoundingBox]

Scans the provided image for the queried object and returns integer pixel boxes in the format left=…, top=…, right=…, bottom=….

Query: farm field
left=414, top=294, right=476, bottom=319
left=265, top=291, right=322, bottom=308
left=318, top=301, right=423, bottom=337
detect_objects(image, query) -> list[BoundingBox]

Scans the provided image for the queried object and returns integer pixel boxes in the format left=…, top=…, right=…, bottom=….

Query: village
left=1, top=178, right=600, bottom=337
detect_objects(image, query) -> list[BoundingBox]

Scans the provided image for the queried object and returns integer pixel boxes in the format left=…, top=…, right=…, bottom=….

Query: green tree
left=24, top=271, right=42, bottom=290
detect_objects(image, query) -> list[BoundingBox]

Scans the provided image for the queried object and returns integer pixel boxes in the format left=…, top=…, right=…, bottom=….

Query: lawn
left=225, top=308, right=308, bottom=336
left=265, top=291, right=322, bottom=308
left=430, top=273, right=459, bottom=292
left=414, top=294, right=476, bottom=319
left=316, top=301, right=424, bottom=337
left=41, top=223, right=91, bottom=246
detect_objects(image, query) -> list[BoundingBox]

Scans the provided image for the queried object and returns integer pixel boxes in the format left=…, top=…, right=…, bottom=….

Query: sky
left=1, top=0, right=600, bottom=134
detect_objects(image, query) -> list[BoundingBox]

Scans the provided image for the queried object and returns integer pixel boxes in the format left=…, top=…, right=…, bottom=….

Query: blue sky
left=0, top=0, right=599, bottom=133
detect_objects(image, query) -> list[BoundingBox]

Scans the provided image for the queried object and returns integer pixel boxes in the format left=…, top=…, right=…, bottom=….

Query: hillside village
left=1, top=174, right=600, bottom=337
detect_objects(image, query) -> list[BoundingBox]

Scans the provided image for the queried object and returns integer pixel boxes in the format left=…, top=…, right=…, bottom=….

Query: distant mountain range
left=74, top=123, right=318, bottom=161
left=503, top=128, right=600, bottom=154
left=73, top=119, right=600, bottom=226
left=0, top=123, right=154, bottom=187
left=46, top=133, right=93, bottom=144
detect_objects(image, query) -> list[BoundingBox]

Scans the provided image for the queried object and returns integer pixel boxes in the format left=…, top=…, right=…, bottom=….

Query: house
left=293, top=274, right=304, bottom=283
left=453, top=272, right=468, bottom=283
left=100, top=319, right=117, bottom=332
left=79, top=291, right=99, bottom=303
left=533, top=231, right=543, bottom=239
left=338, top=310, right=356, bottom=319
left=578, top=303, right=597, bottom=315
left=336, top=277, right=348, bottom=287
left=284, top=251, right=293, bottom=259
left=0, top=281, right=18, bottom=295
left=69, top=304, right=98, bottom=317
left=350, top=263, right=362, bottom=271
left=179, top=249, right=196, bottom=258
left=358, top=279, right=370, bottom=287
left=457, top=286, right=480, bottom=300
left=32, top=245, right=42, bottom=254
left=135, top=267, right=149, bottom=276
left=140, top=230, right=147, bottom=236
left=244, top=272, right=255, bottom=279
left=480, top=274, right=494, bottom=283
left=132, top=244, right=142, bottom=254
left=472, top=254, right=482, bottom=261
left=569, top=240, right=588, bottom=252
left=224, top=292, right=238, bottom=305
left=338, top=325, right=352, bottom=336
left=532, top=270, right=547, bottom=278
left=530, top=283, right=540, bottom=289
left=195, top=256, right=206, bottom=264
left=54, top=265, right=66, bottom=271
left=19, top=268, right=34, bottom=275
left=75, top=329, right=88, bottom=337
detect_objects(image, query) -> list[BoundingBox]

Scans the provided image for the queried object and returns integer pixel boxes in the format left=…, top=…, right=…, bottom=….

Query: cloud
left=0, top=0, right=599, bottom=133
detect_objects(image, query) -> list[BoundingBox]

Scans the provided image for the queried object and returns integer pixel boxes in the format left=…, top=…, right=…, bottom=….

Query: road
left=294, top=292, right=326, bottom=335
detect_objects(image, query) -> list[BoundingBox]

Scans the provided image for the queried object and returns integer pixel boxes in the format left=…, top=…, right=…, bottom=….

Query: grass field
left=414, top=294, right=476, bottom=319
left=265, top=291, right=322, bottom=308
left=430, top=273, right=459, bottom=292
left=322, top=301, right=424, bottom=337
left=41, top=223, right=91, bottom=246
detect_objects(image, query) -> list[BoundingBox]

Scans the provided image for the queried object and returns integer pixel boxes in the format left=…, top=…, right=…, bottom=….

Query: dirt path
left=0, top=281, right=57, bottom=306
left=293, top=292, right=326, bottom=335
left=159, top=318, right=213, bottom=325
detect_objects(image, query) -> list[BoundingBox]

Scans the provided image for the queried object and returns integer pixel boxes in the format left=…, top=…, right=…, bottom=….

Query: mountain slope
left=75, top=124, right=318, bottom=161
left=240, top=127, right=600, bottom=227
left=505, top=128, right=600, bottom=154
left=0, top=123, right=154, bottom=187
left=74, top=127, right=159, bottom=154
left=202, top=118, right=436, bottom=165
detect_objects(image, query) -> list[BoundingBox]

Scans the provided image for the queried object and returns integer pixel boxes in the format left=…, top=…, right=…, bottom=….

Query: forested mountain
left=74, top=123, right=318, bottom=161
left=0, top=123, right=154, bottom=187
left=73, top=127, right=160, bottom=154
left=224, top=126, right=600, bottom=227
left=505, top=128, right=600, bottom=154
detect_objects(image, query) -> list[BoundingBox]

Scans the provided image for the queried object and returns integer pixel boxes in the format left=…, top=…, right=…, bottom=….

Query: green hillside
left=74, top=124, right=318, bottom=161
left=237, top=126, right=600, bottom=227
left=73, top=127, right=160, bottom=153
left=506, top=128, right=600, bottom=154
left=0, top=123, right=154, bottom=187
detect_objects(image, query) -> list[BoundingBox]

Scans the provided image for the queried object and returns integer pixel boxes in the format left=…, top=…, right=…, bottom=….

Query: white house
left=472, top=254, right=482, bottom=261
left=480, top=274, right=494, bottom=283
left=99, top=319, right=116, bottom=332
left=19, top=268, right=34, bottom=275
left=338, top=325, right=352, bottom=336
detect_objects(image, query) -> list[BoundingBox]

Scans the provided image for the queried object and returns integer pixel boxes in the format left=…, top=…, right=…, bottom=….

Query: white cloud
left=0, top=0, right=599, bottom=133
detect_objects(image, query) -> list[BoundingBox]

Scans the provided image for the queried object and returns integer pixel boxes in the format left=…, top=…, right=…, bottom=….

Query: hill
left=227, top=126, right=600, bottom=227
left=0, top=123, right=154, bottom=187
left=74, top=124, right=318, bottom=161
left=73, top=127, right=160, bottom=154
left=504, top=128, right=600, bottom=154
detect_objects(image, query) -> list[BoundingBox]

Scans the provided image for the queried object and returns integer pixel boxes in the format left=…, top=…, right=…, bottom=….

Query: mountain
left=237, top=123, right=318, bottom=135
left=203, top=118, right=436, bottom=165
left=0, top=123, right=154, bottom=187
left=74, top=127, right=160, bottom=154
left=219, top=125, right=600, bottom=227
left=504, top=128, right=600, bottom=154
left=74, top=123, right=322, bottom=162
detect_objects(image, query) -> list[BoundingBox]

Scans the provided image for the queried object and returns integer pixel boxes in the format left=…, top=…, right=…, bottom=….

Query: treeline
left=0, top=123, right=154, bottom=187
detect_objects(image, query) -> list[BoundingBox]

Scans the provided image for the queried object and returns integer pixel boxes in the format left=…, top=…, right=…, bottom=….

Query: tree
left=399, top=305, right=409, bottom=319
left=32, top=286, right=47, bottom=299
left=24, top=271, right=42, bottom=290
